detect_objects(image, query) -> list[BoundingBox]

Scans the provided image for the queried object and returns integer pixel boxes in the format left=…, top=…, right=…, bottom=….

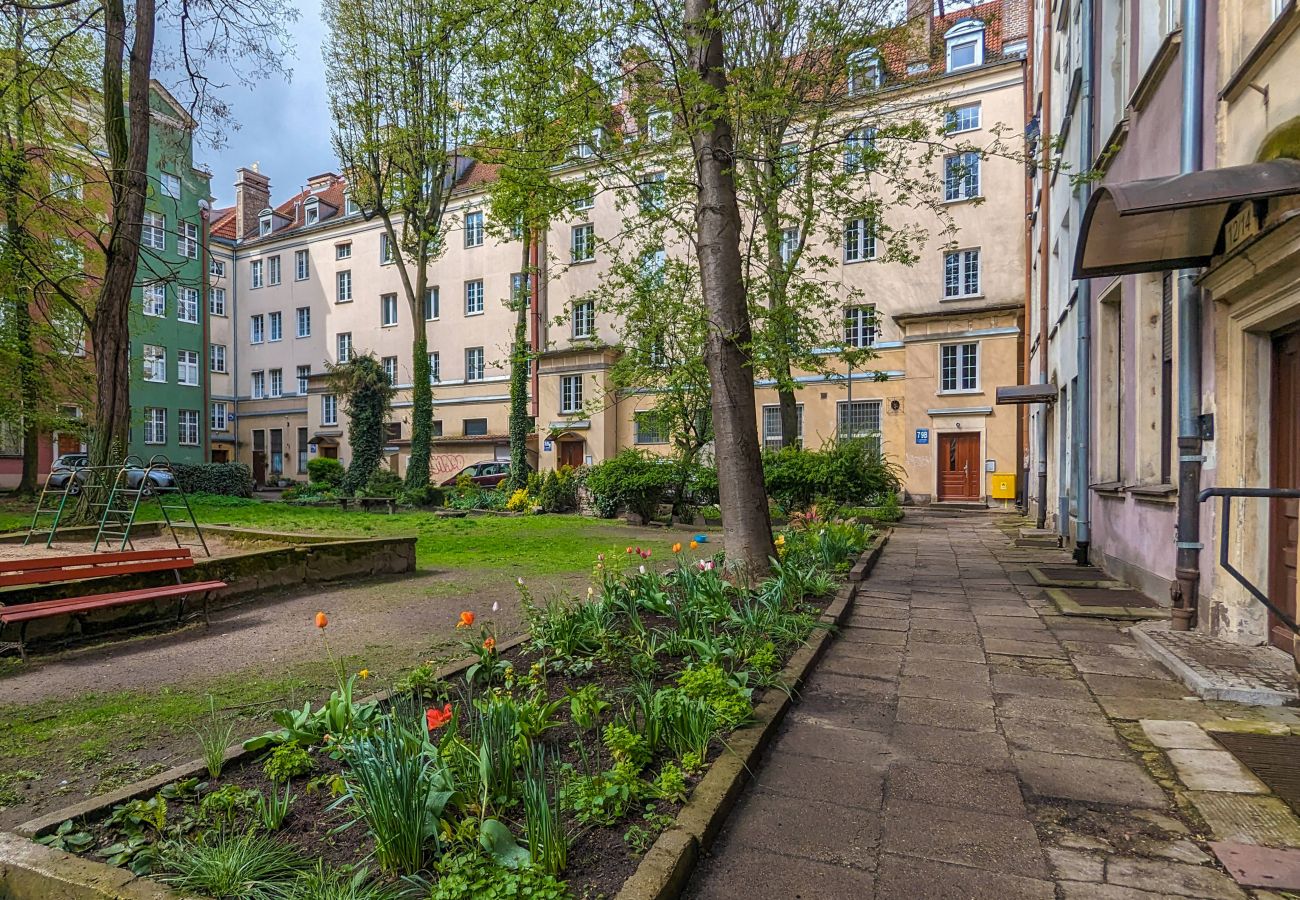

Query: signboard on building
left=915, top=429, right=930, bottom=444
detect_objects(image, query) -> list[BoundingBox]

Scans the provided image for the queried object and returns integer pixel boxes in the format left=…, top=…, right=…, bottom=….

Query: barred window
left=837, top=400, right=881, bottom=443
left=762, top=404, right=804, bottom=450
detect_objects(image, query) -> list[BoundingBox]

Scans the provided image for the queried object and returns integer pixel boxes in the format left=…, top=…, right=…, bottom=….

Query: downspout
left=1036, top=0, right=1052, bottom=531
left=1172, top=0, right=1206, bottom=630
left=231, top=244, right=240, bottom=467
left=1073, top=0, right=1095, bottom=564
left=1020, top=0, right=1035, bottom=514
left=200, top=204, right=211, bottom=462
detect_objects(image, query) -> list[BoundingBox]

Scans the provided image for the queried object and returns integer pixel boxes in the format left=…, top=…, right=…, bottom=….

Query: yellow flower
left=672, top=542, right=682, bottom=553
left=358, top=669, right=370, bottom=679
left=774, top=534, right=785, bottom=547
left=689, top=539, right=699, bottom=550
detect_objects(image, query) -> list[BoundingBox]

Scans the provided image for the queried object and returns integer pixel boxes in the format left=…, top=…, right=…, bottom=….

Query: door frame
left=935, top=430, right=983, bottom=502
left=1268, top=326, right=1300, bottom=651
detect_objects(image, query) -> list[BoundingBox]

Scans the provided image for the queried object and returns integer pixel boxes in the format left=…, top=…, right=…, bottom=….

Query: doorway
left=558, top=440, right=584, bottom=470
left=937, top=432, right=982, bottom=502
left=1269, top=328, right=1300, bottom=651
left=252, top=429, right=266, bottom=486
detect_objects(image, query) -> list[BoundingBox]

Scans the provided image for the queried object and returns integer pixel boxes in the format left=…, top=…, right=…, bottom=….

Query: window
left=179, top=287, right=199, bottom=323
left=250, top=314, right=265, bottom=344
left=143, top=283, right=166, bottom=317
left=144, top=407, right=167, bottom=444
left=945, top=103, right=981, bottom=133
left=780, top=227, right=799, bottom=265
left=336, top=242, right=352, bottom=260
left=424, top=288, right=439, bottom=320
left=940, top=342, right=979, bottom=392
left=837, top=400, right=881, bottom=442
left=143, top=344, right=167, bottom=382
left=382, top=356, right=398, bottom=384
left=142, top=212, right=166, bottom=251
left=337, top=332, right=353, bottom=363
left=251, top=259, right=264, bottom=288
left=561, top=374, right=584, bottom=413
left=178, top=221, right=198, bottom=258
left=252, top=370, right=265, bottom=399
left=945, top=20, right=985, bottom=72
left=336, top=269, right=353, bottom=302
left=647, top=108, right=670, bottom=141
left=380, top=233, right=394, bottom=263
left=639, top=172, right=666, bottom=211
left=576, top=127, right=602, bottom=158
left=297, top=364, right=311, bottom=395
left=211, top=401, right=229, bottom=432
left=466, top=347, right=485, bottom=382
left=944, top=152, right=981, bottom=201
left=844, top=305, right=877, bottom=348
left=210, top=258, right=226, bottom=278
left=465, top=280, right=484, bottom=315
left=762, top=404, right=805, bottom=449
left=463, top=418, right=488, bottom=437
left=464, top=210, right=485, bottom=247
left=268, top=310, right=283, bottom=341
left=571, top=223, right=595, bottom=263
left=779, top=143, right=799, bottom=182
left=322, top=394, right=338, bottom=426
left=381, top=293, right=399, bottom=327
left=295, top=249, right=309, bottom=280
left=572, top=192, right=595, bottom=212
left=51, top=170, right=82, bottom=199
left=511, top=273, right=531, bottom=307
left=432, top=420, right=444, bottom=437
left=943, top=249, right=981, bottom=298
left=843, top=126, right=875, bottom=174
left=428, top=352, right=440, bottom=384
left=178, top=349, right=199, bottom=386
left=345, top=195, right=359, bottom=215
left=570, top=300, right=597, bottom=339
left=178, top=410, right=199, bottom=446
left=305, top=200, right=319, bottom=226
left=296, top=306, right=311, bottom=337
left=265, top=368, right=280, bottom=397
left=635, top=410, right=668, bottom=445
left=209, top=286, right=226, bottom=316
left=844, top=217, right=877, bottom=262
left=847, top=50, right=882, bottom=95
left=298, top=426, right=309, bottom=474
left=259, top=212, right=273, bottom=237
left=160, top=172, right=181, bottom=199
left=210, top=343, right=227, bottom=373
left=268, top=255, right=281, bottom=285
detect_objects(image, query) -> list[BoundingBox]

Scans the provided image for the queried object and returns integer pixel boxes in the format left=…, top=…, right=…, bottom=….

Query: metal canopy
left=996, top=384, right=1058, bottom=405
left=1074, top=158, right=1300, bottom=279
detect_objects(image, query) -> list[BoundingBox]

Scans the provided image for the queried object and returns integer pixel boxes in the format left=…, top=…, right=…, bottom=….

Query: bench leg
left=19, top=622, right=27, bottom=662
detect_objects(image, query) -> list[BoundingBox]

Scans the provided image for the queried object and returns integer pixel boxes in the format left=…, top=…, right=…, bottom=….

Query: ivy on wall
left=327, top=353, right=395, bottom=496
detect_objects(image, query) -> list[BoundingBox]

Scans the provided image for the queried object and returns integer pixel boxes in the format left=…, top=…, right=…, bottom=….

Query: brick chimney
left=234, top=165, right=270, bottom=241
left=906, top=0, right=933, bottom=68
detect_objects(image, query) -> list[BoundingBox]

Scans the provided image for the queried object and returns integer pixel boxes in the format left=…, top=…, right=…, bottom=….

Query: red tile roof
left=880, top=0, right=1026, bottom=82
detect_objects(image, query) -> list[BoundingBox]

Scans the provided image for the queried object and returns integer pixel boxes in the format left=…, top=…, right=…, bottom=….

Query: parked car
left=46, top=454, right=89, bottom=492
left=46, top=456, right=174, bottom=495
left=440, top=460, right=527, bottom=488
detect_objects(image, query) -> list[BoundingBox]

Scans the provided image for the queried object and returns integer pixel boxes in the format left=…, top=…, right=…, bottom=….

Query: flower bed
left=24, top=515, right=874, bottom=899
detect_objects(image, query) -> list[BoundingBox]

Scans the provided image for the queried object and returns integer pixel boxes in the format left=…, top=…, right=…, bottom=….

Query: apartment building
left=208, top=1, right=1029, bottom=503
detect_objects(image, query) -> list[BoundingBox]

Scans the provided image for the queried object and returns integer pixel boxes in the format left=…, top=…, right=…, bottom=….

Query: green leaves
left=479, top=817, right=531, bottom=870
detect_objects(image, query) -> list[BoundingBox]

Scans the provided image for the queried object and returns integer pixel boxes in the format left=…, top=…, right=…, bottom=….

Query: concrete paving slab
left=721, top=786, right=881, bottom=870
left=1073, top=654, right=1174, bottom=679
left=1165, top=749, right=1269, bottom=793
left=984, top=637, right=1069, bottom=659
left=752, top=753, right=885, bottom=811
left=904, top=641, right=987, bottom=663
left=1186, top=792, right=1300, bottom=848
left=1209, top=841, right=1300, bottom=891
left=874, top=853, right=1055, bottom=900
left=844, top=615, right=910, bottom=632
left=900, top=657, right=990, bottom=682
left=1080, top=672, right=1186, bottom=698
left=772, top=720, right=892, bottom=764
left=818, top=650, right=902, bottom=680
left=1000, top=716, right=1128, bottom=759
left=1140, top=719, right=1221, bottom=750
left=892, top=723, right=1013, bottom=769
left=896, top=695, right=998, bottom=732
left=882, top=799, right=1048, bottom=877
left=993, top=672, right=1093, bottom=700
left=838, top=626, right=908, bottom=646
left=1097, top=696, right=1225, bottom=722
left=685, top=848, right=876, bottom=899
left=1104, top=855, right=1248, bottom=899
left=995, top=694, right=1111, bottom=724
left=899, top=675, right=995, bottom=703
left=886, top=760, right=1027, bottom=814
left=790, top=691, right=897, bottom=731
left=907, top=628, right=984, bottom=646
left=1046, top=846, right=1106, bottom=881
left=1014, top=750, right=1168, bottom=808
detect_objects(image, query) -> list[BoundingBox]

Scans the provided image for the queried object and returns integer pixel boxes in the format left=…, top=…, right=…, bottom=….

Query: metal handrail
left=1199, top=486, right=1300, bottom=635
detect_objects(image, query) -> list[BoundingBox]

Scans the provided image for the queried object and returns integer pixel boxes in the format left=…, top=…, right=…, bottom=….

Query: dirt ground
left=0, top=532, right=281, bottom=562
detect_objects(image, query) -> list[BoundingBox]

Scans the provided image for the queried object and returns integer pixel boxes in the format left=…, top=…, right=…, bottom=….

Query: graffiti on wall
left=430, top=454, right=467, bottom=475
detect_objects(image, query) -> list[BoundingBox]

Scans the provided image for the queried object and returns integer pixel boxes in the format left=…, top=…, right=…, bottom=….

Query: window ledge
left=465, top=311, right=485, bottom=317
left=941, top=196, right=983, bottom=206
left=569, top=258, right=597, bottom=266
left=1129, top=483, right=1178, bottom=504
left=1222, top=2, right=1299, bottom=102
left=941, top=294, right=986, bottom=303
left=1090, top=481, right=1126, bottom=496
left=1129, top=28, right=1182, bottom=113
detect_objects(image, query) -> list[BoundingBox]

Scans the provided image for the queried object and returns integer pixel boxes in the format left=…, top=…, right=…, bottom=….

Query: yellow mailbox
left=990, top=472, right=1016, bottom=500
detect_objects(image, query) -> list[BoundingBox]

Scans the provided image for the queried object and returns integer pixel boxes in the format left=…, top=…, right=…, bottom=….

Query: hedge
left=171, top=463, right=255, bottom=498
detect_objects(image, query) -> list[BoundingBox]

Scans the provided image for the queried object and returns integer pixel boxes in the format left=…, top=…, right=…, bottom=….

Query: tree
left=327, top=353, right=396, bottom=495
left=324, top=0, right=471, bottom=491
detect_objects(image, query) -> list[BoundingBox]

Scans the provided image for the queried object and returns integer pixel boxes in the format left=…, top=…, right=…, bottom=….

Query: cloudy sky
left=196, top=0, right=338, bottom=208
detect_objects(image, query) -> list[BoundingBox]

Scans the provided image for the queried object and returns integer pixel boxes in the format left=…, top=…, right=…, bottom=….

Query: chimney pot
left=234, top=167, right=271, bottom=241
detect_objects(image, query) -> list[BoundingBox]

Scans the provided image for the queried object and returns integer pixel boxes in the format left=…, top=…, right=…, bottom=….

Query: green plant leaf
left=479, top=818, right=531, bottom=870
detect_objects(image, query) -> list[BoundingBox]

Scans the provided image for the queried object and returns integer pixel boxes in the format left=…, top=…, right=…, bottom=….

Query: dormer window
left=647, top=109, right=670, bottom=142
left=576, top=126, right=602, bottom=160
left=847, top=50, right=882, bottom=96
left=945, top=20, right=985, bottom=73
left=305, top=198, right=319, bottom=226
left=344, top=194, right=359, bottom=215
left=258, top=208, right=273, bottom=237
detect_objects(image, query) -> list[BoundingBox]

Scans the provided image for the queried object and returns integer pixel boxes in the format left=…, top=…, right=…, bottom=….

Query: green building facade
left=128, top=84, right=211, bottom=464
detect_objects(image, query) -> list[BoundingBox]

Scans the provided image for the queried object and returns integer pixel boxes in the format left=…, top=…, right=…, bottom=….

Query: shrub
left=171, top=463, right=254, bottom=497
left=430, top=854, right=570, bottom=900
left=583, top=450, right=674, bottom=521
left=262, top=743, right=315, bottom=783
left=676, top=664, right=753, bottom=729
left=362, top=468, right=403, bottom=498
left=399, top=484, right=445, bottom=507
left=536, top=467, right=578, bottom=513
left=762, top=440, right=902, bottom=508
left=307, top=457, right=345, bottom=487
left=506, top=487, right=534, bottom=512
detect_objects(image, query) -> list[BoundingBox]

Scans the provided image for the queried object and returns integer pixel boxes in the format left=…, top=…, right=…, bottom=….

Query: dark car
left=440, top=460, right=525, bottom=488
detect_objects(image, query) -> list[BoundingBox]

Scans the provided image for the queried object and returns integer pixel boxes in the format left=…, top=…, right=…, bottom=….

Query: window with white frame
left=843, top=126, right=876, bottom=174
left=268, top=310, right=283, bottom=341
left=837, top=399, right=882, bottom=442
left=381, top=293, right=399, bottom=327
left=51, top=170, right=82, bottom=199
left=210, top=343, right=227, bottom=373
left=345, top=195, right=359, bottom=215
left=178, top=349, right=199, bottom=386
left=780, top=227, right=800, bottom=265
left=305, top=200, right=319, bottom=226
left=576, top=126, right=602, bottom=159
left=561, top=374, right=584, bottom=413
left=382, top=356, right=398, bottom=384
left=940, top=342, right=979, bottom=392
left=379, top=233, right=393, bottom=264
left=322, top=393, right=338, bottom=426
left=464, top=210, right=484, bottom=248
left=268, top=255, right=281, bottom=285
left=297, top=365, right=311, bottom=395
left=428, top=352, right=440, bottom=383
left=251, top=259, right=264, bottom=288
left=336, top=242, right=351, bottom=260
left=251, top=370, right=266, bottom=399
left=465, top=280, right=484, bottom=315
left=296, top=306, right=311, bottom=337
left=510, top=273, right=532, bottom=307
left=259, top=212, right=273, bottom=237
left=143, top=282, right=166, bottom=317
left=250, top=314, right=265, bottom=344
left=762, top=404, right=804, bottom=449
left=295, top=249, right=309, bottom=280
left=571, top=223, right=595, bottom=262
left=572, top=300, right=596, bottom=339
left=466, top=347, right=485, bottom=382
left=336, top=269, right=352, bottom=302
left=179, top=287, right=199, bottom=323
left=635, top=410, right=669, bottom=444
left=944, top=152, right=981, bottom=201
left=336, top=332, right=352, bottom=363
left=945, top=103, right=981, bottom=133
left=424, top=287, right=439, bottom=320
left=844, top=305, right=877, bottom=348
left=211, top=401, right=229, bottom=432
left=144, top=407, right=167, bottom=444
left=269, top=368, right=283, bottom=397
left=210, top=258, right=225, bottom=278
left=178, top=221, right=198, bottom=258
left=142, top=212, right=166, bottom=251
left=779, top=142, right=800, bottom=182
left=639, top=171, right=666, bottom=211
left=647, top=108, right=671, bottom=141
left=945, top=20, right=985, bottom=72
left=160, top=172, right=181, bottom=199
left=943, top=248, right=981, bottom=298
left=209, top=286, right=226, bottom=316
left=572, top=192, right=595, bottom=213
left=143, top=344, right=167, bottom=382
left=847, top=50, right=882, bottom=95
left=178, top=409, right=199, bottom=446
left=844, top=217, right=877, bottom=262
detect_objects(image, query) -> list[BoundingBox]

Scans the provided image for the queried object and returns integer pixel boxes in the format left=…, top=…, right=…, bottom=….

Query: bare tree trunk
left=685, top=0, right=772, bottom=579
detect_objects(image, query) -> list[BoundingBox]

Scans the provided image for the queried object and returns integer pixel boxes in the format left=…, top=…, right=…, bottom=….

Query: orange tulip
left=315, top=611, right=329, bottom=629
left=689, top=540, right=699, bottom=550
left=426, top=703, right=453, bottom=730
left=672, top=542, right=682, bottom=553
left=457, top=610, right=475, bottom=629
left=483, top=636, right=496, bottom=652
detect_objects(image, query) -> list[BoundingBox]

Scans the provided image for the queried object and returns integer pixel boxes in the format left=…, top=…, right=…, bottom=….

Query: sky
left=196, top=0, right=338, bottom=208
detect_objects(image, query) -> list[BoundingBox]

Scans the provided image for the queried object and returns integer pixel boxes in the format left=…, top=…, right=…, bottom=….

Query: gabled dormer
left=944, top=19, right=986, bottom=73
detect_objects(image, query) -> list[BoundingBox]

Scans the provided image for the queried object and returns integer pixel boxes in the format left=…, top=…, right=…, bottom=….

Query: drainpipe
left=1035, top=0, right=1052, bottom=531
left=1172, top=0, right=1206, bottom=630
left=200, top=203, right=211, bottom=463
left=1073, top=0, right=1095, bottom=564
left=1019, top=0, right=1035, bottom=515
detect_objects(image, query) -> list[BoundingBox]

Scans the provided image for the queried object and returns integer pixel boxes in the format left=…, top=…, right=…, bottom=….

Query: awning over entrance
left=1074, top=159, right=1300, bottom=279
left=995, top=384, right=1058, bottom=405
left=310, top=433, right=341, bottom=446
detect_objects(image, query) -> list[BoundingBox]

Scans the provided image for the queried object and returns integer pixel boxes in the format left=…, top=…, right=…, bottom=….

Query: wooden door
left=937, top=432, right=982, bottom=501
left=1269, top=329, right=1300, bottom=651
left=558, top=440, right=584, bottom=469
left=57, top=432, right=81, bottom=454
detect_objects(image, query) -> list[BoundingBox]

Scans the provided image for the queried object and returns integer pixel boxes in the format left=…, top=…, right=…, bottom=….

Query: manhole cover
left=1213, top=732, right=1300, bottom=815
left=1038, top=566, right=1111, bottom=582
left=1063, top=587, right=1159, bottom=608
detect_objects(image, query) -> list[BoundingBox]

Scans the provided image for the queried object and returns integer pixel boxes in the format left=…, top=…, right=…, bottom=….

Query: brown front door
left=558, top=440, right=584, bottom=469
left=1269, top=329, right=1300, bottom=651
left=937, top=432, right=982, bottom=501
left=58, top=433, right=80, bottom=455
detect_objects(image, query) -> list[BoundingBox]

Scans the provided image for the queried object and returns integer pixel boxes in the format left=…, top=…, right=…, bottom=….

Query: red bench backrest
left=0, top=548, right=194, bottom=589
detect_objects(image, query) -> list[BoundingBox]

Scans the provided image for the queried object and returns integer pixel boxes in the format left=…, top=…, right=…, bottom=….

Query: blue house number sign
left=915, top=429, right=930, bottom=445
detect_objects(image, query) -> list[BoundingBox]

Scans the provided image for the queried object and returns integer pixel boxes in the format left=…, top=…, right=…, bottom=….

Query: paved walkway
left=687, top=510, right=1292, bottom=899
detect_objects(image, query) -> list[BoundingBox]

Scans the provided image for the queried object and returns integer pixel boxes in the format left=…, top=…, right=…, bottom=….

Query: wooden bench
left=338, top=496, right=397, bottom=514
left=0, top=549, right=226, bottom=660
